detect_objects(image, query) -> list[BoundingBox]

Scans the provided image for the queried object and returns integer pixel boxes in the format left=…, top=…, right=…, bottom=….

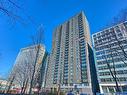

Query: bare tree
left=112, top=8, right=127, bottom=26
left=108, top=44, right=120, bottom=92
left=6, top=47, right=36, bottom=94
left=6, top=25, right=45, bottom=94
left=13, top=49, right=38, bottom=94
left=96, top=27, right=127, bottom=93
left=16, top=61, right=31, bottom=95
left=98, top=10, right=127, bottom=92
left=113, top=32, right=127, bottom=59
left=1, top=70, right=16, bottom=94
left=29, top=25, right=44, bottom=94
left=0, top=0, right=23, bottom=22
left=5, top=75, right=15, bottom=94
left=100, top=8, right=127, bottom=31
left=0, top=0, right=37, bottom=26
left=95, top=44, right=121, bottom=93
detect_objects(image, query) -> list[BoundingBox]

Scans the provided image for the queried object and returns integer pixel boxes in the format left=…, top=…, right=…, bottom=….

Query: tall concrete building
left=92, top=21, right=127, bottom=93
left=45, top=12, right=99, bottom=94
left=11, top=44, right=47, bottom=93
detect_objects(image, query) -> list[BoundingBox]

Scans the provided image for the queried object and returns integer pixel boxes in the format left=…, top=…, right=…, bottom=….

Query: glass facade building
left=92, top=21, right=127, bottom=93
left=11, top=44, right=47, bottom=93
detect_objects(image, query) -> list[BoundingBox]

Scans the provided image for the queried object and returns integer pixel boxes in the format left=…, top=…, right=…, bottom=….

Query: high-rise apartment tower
left=46, top=12, right=99, bottom=94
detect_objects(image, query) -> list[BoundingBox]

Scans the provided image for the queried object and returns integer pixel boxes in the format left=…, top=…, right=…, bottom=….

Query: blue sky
left=0, top=0, right=127, bottom=78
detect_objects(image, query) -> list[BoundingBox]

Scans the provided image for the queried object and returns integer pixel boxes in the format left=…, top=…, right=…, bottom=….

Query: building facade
left=92, top=21, right=127, bottom=93
left=0, top=79, right=19, bottom=94
left=45, top=12, right=99, bottom=94
left=11, top=44, right=47, bottom=93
